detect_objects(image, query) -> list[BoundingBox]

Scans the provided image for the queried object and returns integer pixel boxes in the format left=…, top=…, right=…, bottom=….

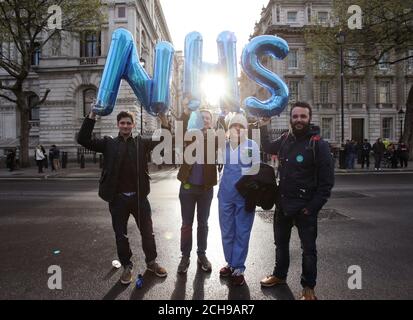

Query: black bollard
left=80, top=154, right=85, bottom=169
left=62, top=152, right=67, bottom=169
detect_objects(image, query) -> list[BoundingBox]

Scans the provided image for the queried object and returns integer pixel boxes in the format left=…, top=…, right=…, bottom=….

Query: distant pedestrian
left=6, top=149, right=16, bottom=172
left=49, top=146, right=56, bottom=171
left=52, top=145, right=60, bottom=170
left=346, top=140, right=357, bottom=169
left=361, top=139, right=372, bottom=169
left=35, top=145, right=45, bottom=173
left=373, top=138, right=385, bottom=171
left=398, top=142, right=409, bottom=168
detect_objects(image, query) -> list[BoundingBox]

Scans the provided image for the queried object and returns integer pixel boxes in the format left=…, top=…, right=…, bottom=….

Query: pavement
left=1, top=160, right=412, bottom=179
left=0, top=162, right=179, bottom=179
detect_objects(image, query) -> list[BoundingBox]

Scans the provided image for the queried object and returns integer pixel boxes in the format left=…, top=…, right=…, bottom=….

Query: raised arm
left=77, top=112, right=107, bottom=153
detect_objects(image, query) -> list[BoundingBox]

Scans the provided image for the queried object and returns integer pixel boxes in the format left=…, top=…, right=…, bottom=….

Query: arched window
left=83, top=88, right=96, bottom=117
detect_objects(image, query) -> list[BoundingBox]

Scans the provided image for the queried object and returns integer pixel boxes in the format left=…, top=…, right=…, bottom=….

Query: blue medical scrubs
left=218, top=138, right=260, bottom=274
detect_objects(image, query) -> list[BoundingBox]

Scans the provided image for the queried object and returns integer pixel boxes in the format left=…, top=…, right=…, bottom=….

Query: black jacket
left=260, top=125, right=334, bottom=216
left=235, top=163, right=278, bottom=212
left=77, top=117, right=160, bottom=202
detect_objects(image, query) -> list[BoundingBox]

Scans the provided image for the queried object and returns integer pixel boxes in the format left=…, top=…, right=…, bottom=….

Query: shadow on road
left=170, top=273, right=188, bottom=300
left=192, top=264, right=211, bottom=300
left=129, top=270, right=167, bottom=300
left=103, top=267, right=119, bottom=281
left=260, top=285, right=296, bottom=300
left=219, top=277, right=251, bottom=300
left=102, top=280, right=130, bottom=300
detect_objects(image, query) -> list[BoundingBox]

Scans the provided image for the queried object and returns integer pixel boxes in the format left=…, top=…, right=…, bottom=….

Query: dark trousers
left=108, top=194, right=157, bottom=267
left=179, top=184, right=213, bottom=257
left=273, top=208, right=318, bottom=289
left=400, top=156, right=408, bottom=168
left=374, top=154, right=382, bottom=169
left=36, top=160, right=44, bottom=173
left=361, top=153, right=370, bottom=168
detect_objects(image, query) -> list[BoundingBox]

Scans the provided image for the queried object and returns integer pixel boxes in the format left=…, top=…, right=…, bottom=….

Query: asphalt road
left=0, top=170, right=412, bottom=300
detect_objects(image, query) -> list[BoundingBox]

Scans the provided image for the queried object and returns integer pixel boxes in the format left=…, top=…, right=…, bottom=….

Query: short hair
left=117, top=111, right=135, bottom=123
left=290, top=101, right=312, bottom=119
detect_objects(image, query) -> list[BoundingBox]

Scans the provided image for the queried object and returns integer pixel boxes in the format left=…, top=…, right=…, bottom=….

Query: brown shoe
left=231, top=274, right=245, bottom=286
left=219, top=265, right=233, bottom=277
left=260, top=275, right=286, bottom=287
left=300, top=287, right=317, bottom=300
left=120, top=264, right=133, bottom=285
left=147, top=262, right=168, bottom=278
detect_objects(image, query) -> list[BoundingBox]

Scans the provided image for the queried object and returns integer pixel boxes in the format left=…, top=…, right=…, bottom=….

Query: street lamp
left=398, top=108, right=405, bottom=143
left=139, top=57, right=146, bottom=135
left=336, top=30, right=346, bottom=168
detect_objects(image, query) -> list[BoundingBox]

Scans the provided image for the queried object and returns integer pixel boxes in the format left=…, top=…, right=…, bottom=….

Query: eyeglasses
left=119, top=121, right=133, bottom=125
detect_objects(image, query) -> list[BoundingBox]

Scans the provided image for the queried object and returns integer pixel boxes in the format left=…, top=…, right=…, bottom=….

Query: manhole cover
left=331, top=191, right=368, bottom=199
left=256, top=208, right=350, bottom=223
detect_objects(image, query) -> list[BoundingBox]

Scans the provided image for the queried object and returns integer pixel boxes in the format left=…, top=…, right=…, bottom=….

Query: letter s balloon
left=241, top=35, right=289, bottom=118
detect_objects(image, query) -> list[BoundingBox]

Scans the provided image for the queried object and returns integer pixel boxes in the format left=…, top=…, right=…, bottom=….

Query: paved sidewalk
left=1, top=161, right=412, bottom=179
left=0, top=162, right=177, bottom=179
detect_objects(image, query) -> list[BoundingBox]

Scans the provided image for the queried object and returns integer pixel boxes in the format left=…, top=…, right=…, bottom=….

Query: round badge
left=296, top=155, right=304, bottom=163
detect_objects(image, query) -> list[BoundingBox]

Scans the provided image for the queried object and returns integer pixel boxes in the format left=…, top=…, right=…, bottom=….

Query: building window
left=347, top=49, right=358, bottom=67
left=307, top=6, right=312, bottom=23
left=117, top=6, right=126, bottom=18
left=379, top=52, right=390, bottom=70
left=288, top=81, right=299, bottom=102
left=378, top=80, right=391, bottom=103
left=321, top=118, right=333, bottom=140
left=276, top=6, right=280, bottom=22
left=288, top=49, right=298, bottom=69
left=80, top=32, right=101, bottom=57
left=317, top=11, right=328, bottom=24
left=31, top=43, right=41, bottom=66
left=287, top=11, right=298, bottom=23
left=320, top=81, right=329, bottom=103
left=83, top=88, right=96, bottom=117
left=408, top=49, right=413, bottom=70
left=382, top=117, right=393, bottom=140
left=350, top=80, right=361, bottom=102
left=28, top=95, right=40, bottom=121
left=318, top=53, right=329, bottom=71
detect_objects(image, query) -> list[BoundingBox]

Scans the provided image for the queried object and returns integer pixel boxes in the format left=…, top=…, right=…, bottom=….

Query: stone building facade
left=0, top=0, right=183, bottom=161
left=240, top=0, right=413, bottom=146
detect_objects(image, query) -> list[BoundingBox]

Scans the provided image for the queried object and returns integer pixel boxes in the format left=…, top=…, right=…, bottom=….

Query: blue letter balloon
left=94, top=28, right=174, bottom=116
left=241, top=35, right=289, bottom=118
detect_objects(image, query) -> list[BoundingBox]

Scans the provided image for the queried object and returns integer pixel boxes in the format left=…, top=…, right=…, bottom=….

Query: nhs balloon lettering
left=94, top=28, right=174, bottom=116
left=95, top=28, right=289, bottom=121
left=241, top=35, right=290, bottom=118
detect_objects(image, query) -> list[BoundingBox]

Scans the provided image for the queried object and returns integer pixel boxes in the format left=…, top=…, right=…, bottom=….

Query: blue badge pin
left=296, top=154, right=304, bottom=163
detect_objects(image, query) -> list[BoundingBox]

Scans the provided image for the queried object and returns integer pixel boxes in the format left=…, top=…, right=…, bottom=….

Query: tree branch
left=32, top=88, right=51, bottom=107
left=0, top=93, right=17, bottom=103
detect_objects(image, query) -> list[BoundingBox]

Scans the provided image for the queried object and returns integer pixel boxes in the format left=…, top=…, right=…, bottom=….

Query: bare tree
left=0, top=0, right=104, bottom=167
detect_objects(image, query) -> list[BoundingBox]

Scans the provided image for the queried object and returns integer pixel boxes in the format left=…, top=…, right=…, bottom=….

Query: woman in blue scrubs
left=218, top=113, right=260, bottom=286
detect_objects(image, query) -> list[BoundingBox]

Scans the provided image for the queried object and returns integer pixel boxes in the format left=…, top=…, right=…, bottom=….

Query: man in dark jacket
left=361, top=139, right=372, bottom=169
left=258, top=101, right=334, bottom=300
left=373, top=138, right=385, bottom=170
left=77, top=110, right=168, bottom=285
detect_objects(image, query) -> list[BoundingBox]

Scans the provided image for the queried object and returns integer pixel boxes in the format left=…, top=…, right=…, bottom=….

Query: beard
left=291, top=122, right=310, bottom=136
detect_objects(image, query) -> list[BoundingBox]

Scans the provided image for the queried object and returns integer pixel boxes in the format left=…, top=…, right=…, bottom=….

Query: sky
left=160, top=0, right=269, bottom=64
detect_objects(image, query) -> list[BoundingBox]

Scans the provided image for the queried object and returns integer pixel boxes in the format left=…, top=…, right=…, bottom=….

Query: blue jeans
left=346, top=153, right=356, bottom=169
left=108, top=194, right=157, bottom=267
left=179, top=184, right=213, bottom=257
left=273, top=208, right=318, bottom=289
